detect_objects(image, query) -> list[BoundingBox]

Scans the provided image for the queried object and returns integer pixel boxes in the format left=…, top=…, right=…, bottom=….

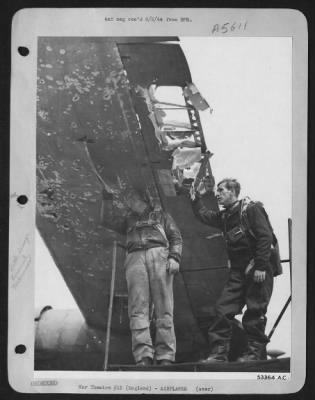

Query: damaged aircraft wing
left=36, top=37, right=229, bottom=365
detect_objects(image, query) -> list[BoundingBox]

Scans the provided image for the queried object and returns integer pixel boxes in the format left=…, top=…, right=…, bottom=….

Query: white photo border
left=9, top=8, right=307, bottom=394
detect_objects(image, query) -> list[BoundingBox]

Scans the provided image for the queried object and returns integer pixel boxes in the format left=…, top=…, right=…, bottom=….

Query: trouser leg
left=240, top=266, right=274, bottom=361
left=243, top=266, right=274, bottom=343
left=146, top=247, right=176, bottom=362
left=125, top=251, right=154, bottom=363
left=207, top=270, right=246, bottom=359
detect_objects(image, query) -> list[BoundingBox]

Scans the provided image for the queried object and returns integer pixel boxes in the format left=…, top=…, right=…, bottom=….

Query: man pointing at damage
left=101, top=187, right=182, bottom=366
left=191, top=178, right=278, bottom=363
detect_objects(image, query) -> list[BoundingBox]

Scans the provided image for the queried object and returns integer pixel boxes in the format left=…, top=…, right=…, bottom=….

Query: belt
left=127, top=243, right=167, bottom=253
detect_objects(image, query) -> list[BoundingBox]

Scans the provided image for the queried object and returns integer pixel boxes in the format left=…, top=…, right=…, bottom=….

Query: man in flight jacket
left=101, top=187, right=182, bottom=366
left=191, top=178, right=274, bottom=362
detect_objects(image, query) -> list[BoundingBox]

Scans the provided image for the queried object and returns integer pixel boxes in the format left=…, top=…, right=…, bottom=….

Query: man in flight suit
left=191, top=178, right=274, bottom=362
left=101, top=187, right=182, bottom=366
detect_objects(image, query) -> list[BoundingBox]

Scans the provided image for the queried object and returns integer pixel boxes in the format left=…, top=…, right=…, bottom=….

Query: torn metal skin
left=35, top=37, right=246, bottom=370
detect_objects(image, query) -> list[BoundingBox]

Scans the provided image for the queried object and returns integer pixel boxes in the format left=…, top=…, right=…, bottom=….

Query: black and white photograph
left=8, top=8, right=308, bottom=394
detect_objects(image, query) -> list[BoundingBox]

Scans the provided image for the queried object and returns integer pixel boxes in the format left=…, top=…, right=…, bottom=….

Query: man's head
left=216, top=178, right=240, bottom=208
left=124, top=188, right=148, bottom=214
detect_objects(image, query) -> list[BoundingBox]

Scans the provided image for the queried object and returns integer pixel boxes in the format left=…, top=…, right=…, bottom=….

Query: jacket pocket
left=225, top=226, right=246, bottom=244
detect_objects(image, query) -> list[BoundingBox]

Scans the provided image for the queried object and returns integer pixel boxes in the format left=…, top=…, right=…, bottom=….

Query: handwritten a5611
left=212, top=22, right=248, bottom=34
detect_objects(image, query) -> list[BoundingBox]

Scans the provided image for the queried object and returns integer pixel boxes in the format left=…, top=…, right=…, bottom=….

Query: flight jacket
left=191, top=194, right=273, bottom=271
left=101, top=194, right=182, bottom=263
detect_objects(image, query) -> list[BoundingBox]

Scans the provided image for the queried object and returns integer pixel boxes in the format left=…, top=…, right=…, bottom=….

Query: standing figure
left=191, top=178, right=275, bottom=362
left=101, top=188, right=182, bottom=366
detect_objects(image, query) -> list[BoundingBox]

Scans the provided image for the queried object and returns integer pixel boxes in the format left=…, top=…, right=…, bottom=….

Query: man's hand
left=190, top=185, right=197, bottom=201
left=102, top=189, right=114, bottom=200
left=245, top=259, right=255, bottom=275
left=166, top=258, right=180, bottom=275
left=253, top=270, right=266, bottom=283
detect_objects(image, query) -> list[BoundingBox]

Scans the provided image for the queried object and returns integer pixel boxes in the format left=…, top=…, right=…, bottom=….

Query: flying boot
left=237, top=340, right=267, bottom=362
left=136, top=357, right=153, bottom=366
left=200, top=342, right=230, bottom=363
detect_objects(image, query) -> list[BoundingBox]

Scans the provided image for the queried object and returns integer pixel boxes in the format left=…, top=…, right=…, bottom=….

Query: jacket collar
left=130, top=204, right=151, bottom=218
left=224, top=200, right=241, bottom=216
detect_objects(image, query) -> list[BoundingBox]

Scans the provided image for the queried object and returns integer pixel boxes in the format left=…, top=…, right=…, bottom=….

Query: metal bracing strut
left=267, top=218, right=292, bottom=340
left=103, top=240, right=117, bottom=370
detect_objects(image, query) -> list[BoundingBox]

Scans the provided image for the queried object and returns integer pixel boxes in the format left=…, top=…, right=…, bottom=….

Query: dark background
left=1, top=0, right=314, bottom=399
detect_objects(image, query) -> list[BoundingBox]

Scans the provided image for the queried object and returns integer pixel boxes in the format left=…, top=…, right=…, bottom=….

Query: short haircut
left=124, top=188, right=144, bottom=203
left=123, top=186, right=156, bottom=209
left=217, top=178, right=241, bottom=197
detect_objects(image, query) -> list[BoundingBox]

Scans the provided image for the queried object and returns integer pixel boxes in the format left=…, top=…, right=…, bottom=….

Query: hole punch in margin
left=17, top=195, right=28, bottom=205
left=15, top=344, right=26, bottom=354
left=18, top=46, right=30, bottom=56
